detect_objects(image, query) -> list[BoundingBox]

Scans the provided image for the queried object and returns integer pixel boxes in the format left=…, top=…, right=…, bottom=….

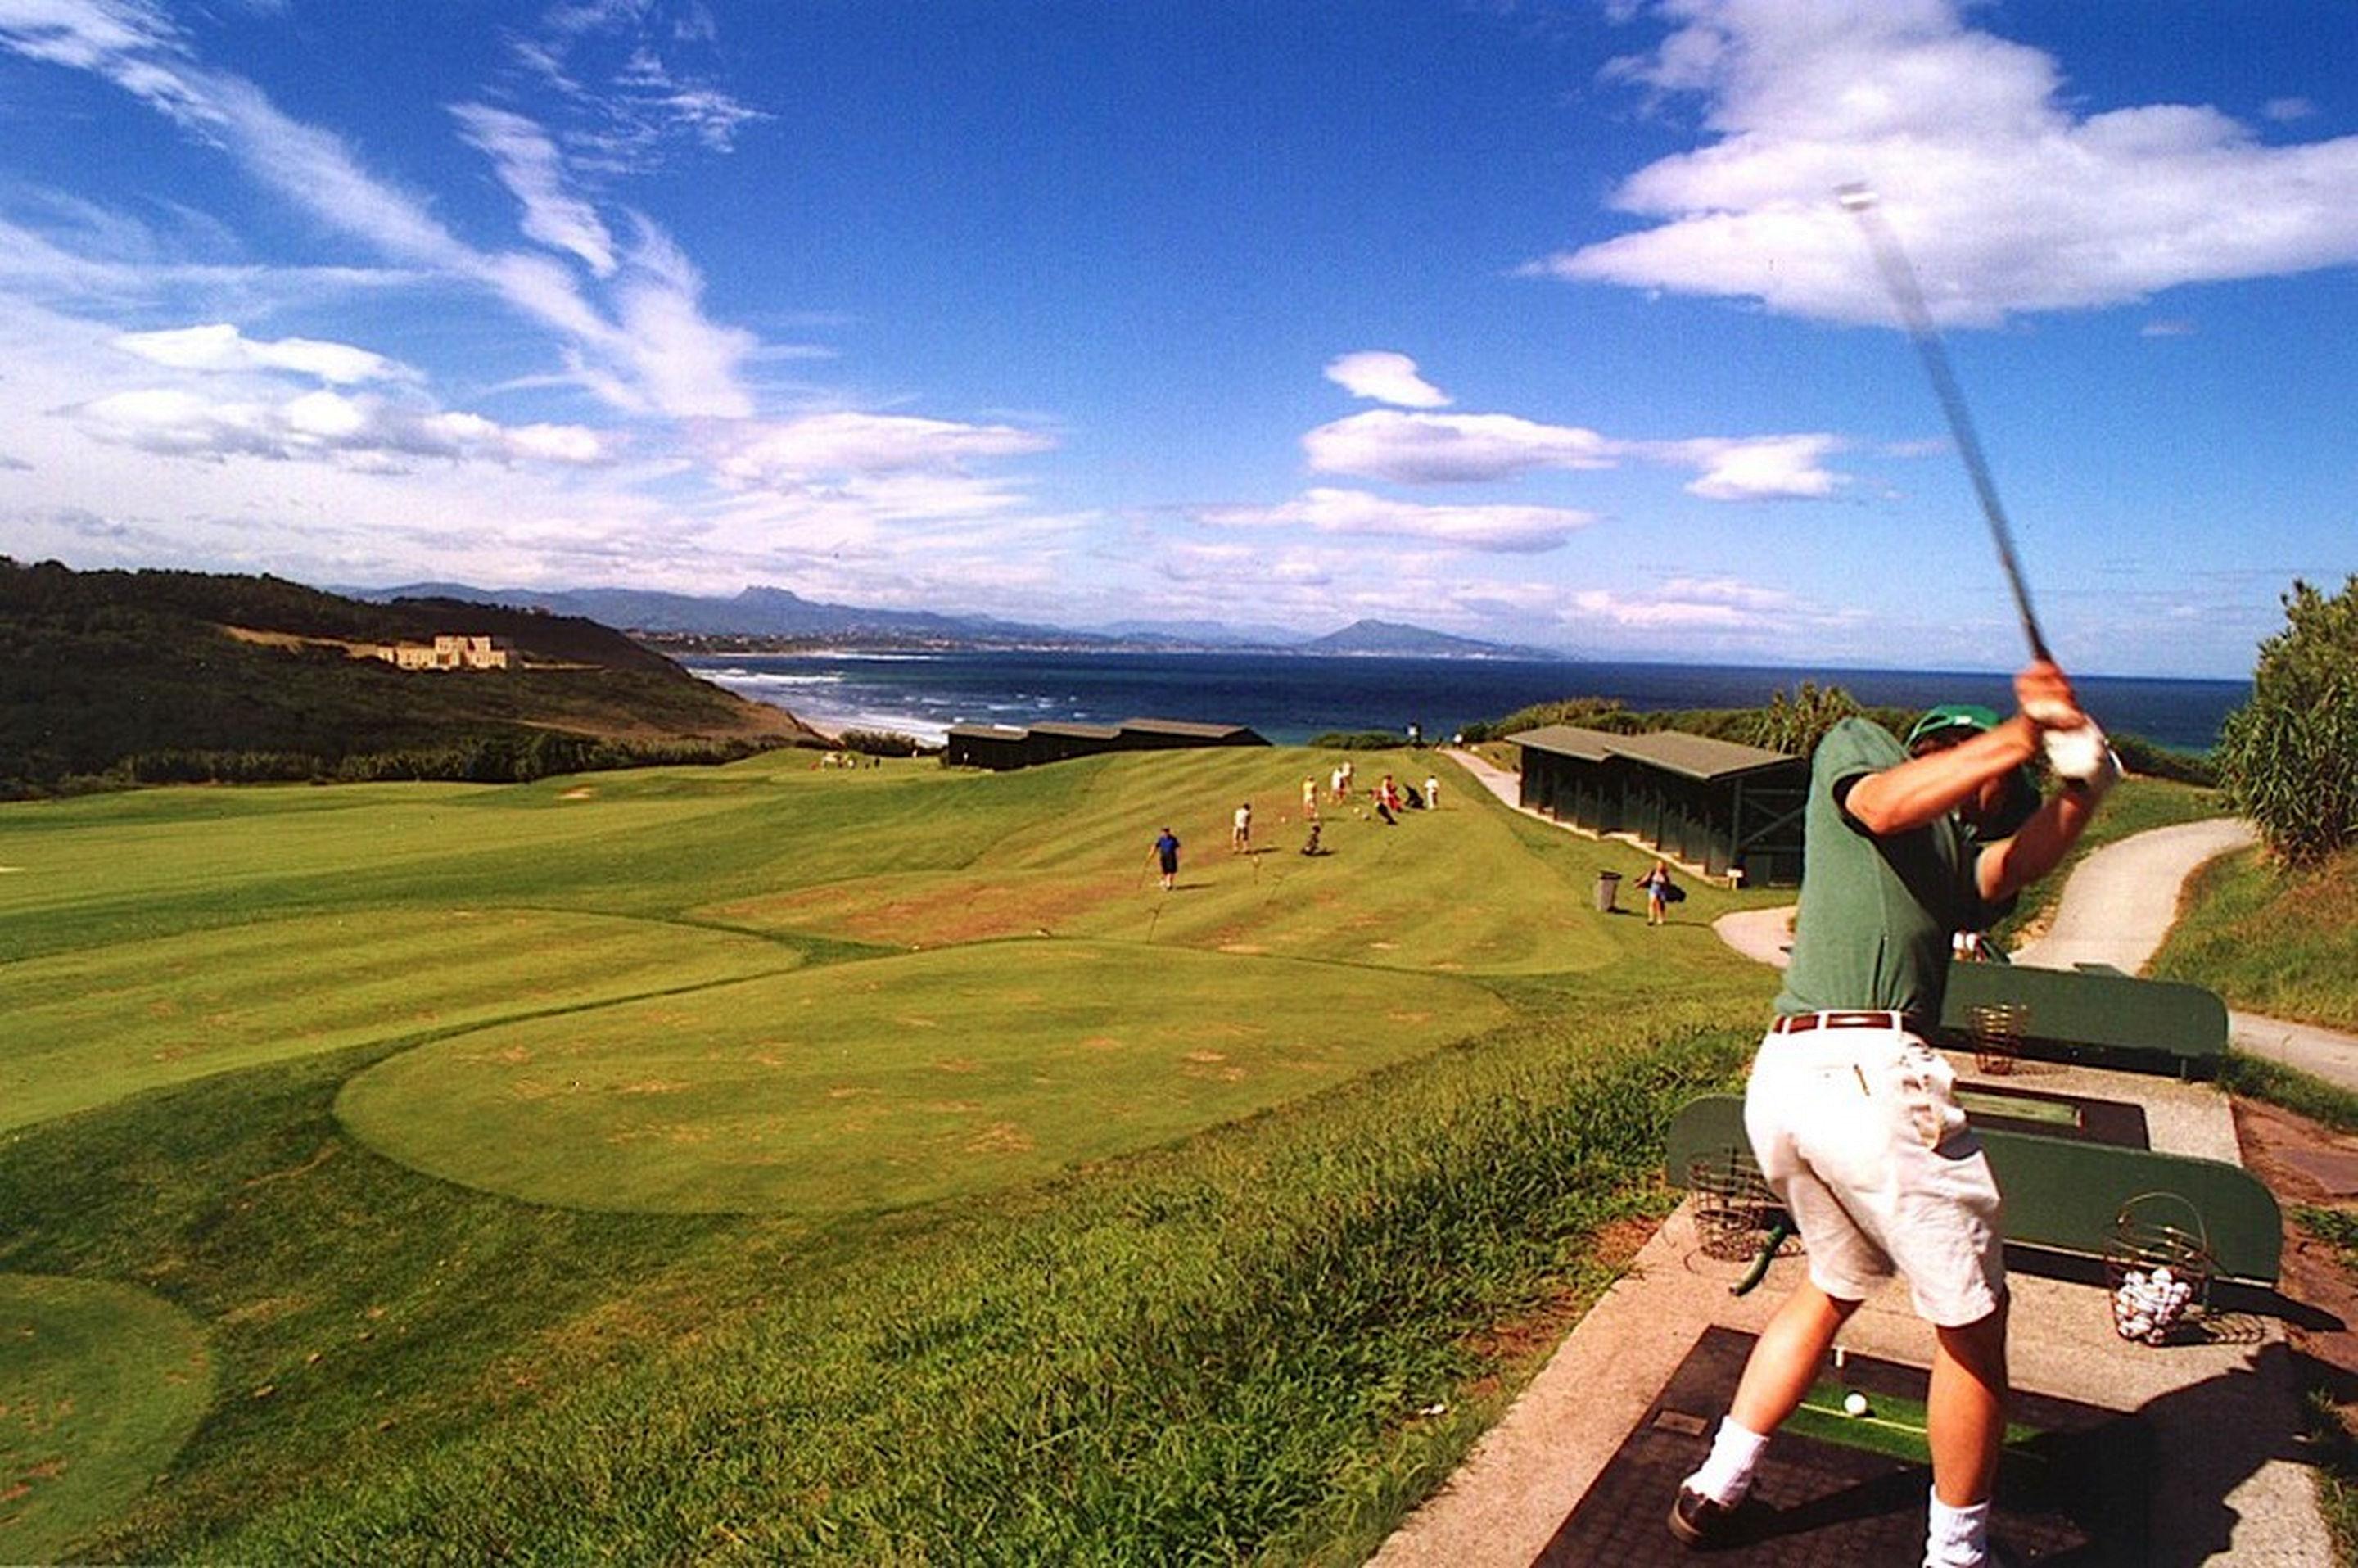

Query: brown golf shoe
left=1667, top=1484, right=1742, bottom=1549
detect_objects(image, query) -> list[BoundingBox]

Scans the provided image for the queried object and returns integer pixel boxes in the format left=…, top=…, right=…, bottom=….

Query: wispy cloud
left=452, top=103, right=619, bottom=277
left=513, top=0, right=768, bottom=171
left=1303, top=408, right=1842, bottom=499
left=1563, top=576, right=1848, bottom=633
left=1195, top=486, right=1597, bottom=553
left=0, top=0, right=757, bottom=418
left=1532, top=0, right=2358, bottom=327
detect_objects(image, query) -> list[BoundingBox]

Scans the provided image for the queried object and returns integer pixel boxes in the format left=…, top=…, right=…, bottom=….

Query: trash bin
left=1593, top=870, right=1622, bottom=913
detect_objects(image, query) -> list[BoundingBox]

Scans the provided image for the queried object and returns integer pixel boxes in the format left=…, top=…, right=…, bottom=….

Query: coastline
left=686, top=649, right=2248, bottom=754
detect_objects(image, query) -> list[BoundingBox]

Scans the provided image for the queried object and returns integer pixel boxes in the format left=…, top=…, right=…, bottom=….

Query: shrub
left=2112, top=733, right=2218, bottom=788
left=1308, top=730, right=1412, bottom=750
left=1746, top=682, right=1862, bottom=756
left=2216, top=576, right=2358, bottom=865
left=837, top=728, right=928, bottom=757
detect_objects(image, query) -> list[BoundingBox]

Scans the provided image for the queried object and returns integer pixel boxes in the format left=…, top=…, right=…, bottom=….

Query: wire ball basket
left=1687, top=1148, right=1786, bottom=1263
left=1967, top=1001, right=2030, bottom=1075
left=2104, top=1191, right=2214, bottom=1346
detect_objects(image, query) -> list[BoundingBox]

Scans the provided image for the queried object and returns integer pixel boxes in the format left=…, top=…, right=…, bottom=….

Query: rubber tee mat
left=1538, top=1325, right=2151, bottom=1564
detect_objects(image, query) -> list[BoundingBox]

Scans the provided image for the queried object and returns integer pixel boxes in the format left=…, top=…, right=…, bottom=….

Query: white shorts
left=1744, top=1017, right=2007, bottom=1326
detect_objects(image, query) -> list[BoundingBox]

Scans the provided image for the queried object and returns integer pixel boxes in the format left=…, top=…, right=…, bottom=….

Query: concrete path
left=2008, top=817, right=2259, bottom=972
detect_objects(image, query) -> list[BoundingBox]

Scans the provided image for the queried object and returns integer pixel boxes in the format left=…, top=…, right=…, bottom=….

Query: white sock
left=1683, top=1416, right=1768, bottom=1506
left=1924, top=1489, right=1991, bottom=1568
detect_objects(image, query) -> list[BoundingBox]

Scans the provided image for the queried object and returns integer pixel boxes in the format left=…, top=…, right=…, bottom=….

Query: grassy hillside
left=0, top=558, right=820, bottom=793
left=2155, top=840, right=2358, bottom=1033
left=0, top=743, right=1781, bottom=1562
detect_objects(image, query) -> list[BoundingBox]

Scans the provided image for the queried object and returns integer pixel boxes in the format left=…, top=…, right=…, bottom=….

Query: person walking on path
left=1669, top=662, right=2120, bottom=1568
left=1637, top=859, right=1677, bottom=926
left=1152, top=826, right=1181, bottom=892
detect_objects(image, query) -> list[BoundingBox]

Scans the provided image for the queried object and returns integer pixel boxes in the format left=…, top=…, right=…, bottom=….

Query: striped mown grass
left=1, top=743, right=1776, bottom=1559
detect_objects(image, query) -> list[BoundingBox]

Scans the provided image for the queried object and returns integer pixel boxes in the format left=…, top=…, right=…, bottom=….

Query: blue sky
left=1, top=0, right=2351, bottom=678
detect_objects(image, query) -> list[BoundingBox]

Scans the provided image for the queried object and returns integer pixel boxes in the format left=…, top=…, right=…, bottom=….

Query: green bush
left=1308, top=730, right=1411, bottom=750
left=2111, top=733, right=2218, bottom=788
left=1747, top=682, right=1863, bottom=756
left=837, top=727, right=928, bottom=757
left=2217, top=575, right=2358, bottom=865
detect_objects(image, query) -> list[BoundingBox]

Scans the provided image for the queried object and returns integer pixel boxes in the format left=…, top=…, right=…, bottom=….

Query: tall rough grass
left=79, top=1014, right=1748, bottom=1562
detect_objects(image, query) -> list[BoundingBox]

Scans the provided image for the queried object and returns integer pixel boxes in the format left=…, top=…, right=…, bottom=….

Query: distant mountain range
left=349, top=582, right=1562, bottom=660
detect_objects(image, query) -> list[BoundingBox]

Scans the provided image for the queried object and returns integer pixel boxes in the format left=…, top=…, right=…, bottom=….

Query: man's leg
left=1731, top=1278, right=1863, bottom=1435
left=1674, top=1278, right=1861, bottom=1546
left=1929, top=1301, right=2008, bottom=1504
left=1918, top=1300, right=2009, bottom=1566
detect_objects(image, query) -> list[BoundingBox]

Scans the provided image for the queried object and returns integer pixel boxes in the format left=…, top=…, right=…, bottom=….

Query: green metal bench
left=1665, top=1095, right=2280, bottom=1286
left=1940, top=961, right=2229, bottom=1081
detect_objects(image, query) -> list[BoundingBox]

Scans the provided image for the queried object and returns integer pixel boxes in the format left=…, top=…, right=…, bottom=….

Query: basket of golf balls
left=1687, top=1149, right=1783, bottom=1263
left=2104, top=1193, right=2212, bottom=1346
left=1966, top=1001, right=2029, bottom=1076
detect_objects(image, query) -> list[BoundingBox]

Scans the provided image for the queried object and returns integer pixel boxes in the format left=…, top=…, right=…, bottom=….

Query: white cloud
left=70, top=384, right=607, bottom=468
left=1323, top=350, right=1452, bottom=408
left=113, top=323, right=411, bottom=385
left=1536, top=0, right=2358, bottom=326
left=1197, top=486, right=1596, bottom=554
left=1646, top=434, right=1842, bottom=499
left=1303, top=409, right=1616, bottom=484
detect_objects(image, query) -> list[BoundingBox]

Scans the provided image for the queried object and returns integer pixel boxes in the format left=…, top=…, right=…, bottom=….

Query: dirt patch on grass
left=965, top=1122, right=1036, bottom=1155
left=727, top=874, right=1131, bottom=946
left=1445, top=1212, right=1668, bottom=1414
left=2234, top=1099, right=2358, bottom=1408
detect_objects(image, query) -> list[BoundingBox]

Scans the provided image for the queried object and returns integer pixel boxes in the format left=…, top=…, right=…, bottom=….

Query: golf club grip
left=1845, top=198, right=2052, bottom=664
left=1732, top=1216, right=1794, bottom=1297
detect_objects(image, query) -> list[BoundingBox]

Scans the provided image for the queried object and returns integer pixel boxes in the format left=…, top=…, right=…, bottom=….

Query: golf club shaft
left=1732, top=1216, right=1793, bottom=1297
left=1841, top=192, right=2052, bottom=663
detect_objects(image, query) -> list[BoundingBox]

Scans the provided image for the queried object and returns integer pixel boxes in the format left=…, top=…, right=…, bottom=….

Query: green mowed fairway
left=338, top=939, right=1510, bottom=1214
left=3, top=911, right=803, bottom=1132
left=702, top=748, right=1625, bottom=974
left=0, top=1275, right=214, bottom=1565
left=0, top=742, right=1782, bottom=1559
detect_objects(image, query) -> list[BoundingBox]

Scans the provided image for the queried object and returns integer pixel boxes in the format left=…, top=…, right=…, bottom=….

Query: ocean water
left=687, top=651, right=2249, bottom=753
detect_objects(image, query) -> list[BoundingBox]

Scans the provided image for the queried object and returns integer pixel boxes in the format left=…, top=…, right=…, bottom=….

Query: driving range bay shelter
left=1508, top=725, right=1809, bottom=886
left=944, top=716, right=1268, bottom=770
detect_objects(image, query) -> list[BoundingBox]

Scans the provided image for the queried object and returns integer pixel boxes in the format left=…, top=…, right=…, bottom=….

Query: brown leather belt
left=1771, top=1010, right=1931, bottom=1037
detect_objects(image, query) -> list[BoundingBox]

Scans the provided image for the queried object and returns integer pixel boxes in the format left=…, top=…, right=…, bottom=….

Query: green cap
left=1904, top=703, right=2003, bottom=748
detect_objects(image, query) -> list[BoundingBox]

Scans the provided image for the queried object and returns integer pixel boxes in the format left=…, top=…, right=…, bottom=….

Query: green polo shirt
left=1773, top=717, right=2012, bottom=1019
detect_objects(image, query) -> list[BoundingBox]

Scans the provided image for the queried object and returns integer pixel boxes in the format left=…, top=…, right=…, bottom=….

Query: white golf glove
left=2043, top=719, right=2121, bottom=800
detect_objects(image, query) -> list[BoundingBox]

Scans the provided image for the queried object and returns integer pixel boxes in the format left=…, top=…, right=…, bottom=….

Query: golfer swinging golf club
left=1669, top=658, right=2119, bottom=1567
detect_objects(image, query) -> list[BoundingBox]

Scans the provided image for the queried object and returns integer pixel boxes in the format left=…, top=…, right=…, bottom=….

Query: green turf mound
left=0, top=1275, right=214, bottom=1564
left=337, top=939, right=1510, bottom=1214
left=6, top=911, right=803, bottom=1133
